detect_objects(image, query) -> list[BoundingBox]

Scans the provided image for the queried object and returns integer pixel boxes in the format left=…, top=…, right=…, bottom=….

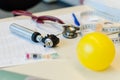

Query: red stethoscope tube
left=12, top=10, right=65, bottom=24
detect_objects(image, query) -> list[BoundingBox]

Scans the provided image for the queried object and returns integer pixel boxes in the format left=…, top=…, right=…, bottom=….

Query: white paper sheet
left=0, top=19, right=58, bottom=67
left=0, top=12, right=81, bottom=67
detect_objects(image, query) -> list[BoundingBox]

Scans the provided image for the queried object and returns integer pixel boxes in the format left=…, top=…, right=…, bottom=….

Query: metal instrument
left=9, top=23, right=60, bottom=48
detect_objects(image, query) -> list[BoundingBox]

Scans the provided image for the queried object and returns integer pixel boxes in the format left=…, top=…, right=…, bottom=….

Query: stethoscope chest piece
left=62, top=25, right=79, bottom=39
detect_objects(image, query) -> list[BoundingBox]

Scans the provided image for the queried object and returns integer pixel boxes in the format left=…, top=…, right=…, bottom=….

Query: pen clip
left=72, top=13, right=80, bottom=26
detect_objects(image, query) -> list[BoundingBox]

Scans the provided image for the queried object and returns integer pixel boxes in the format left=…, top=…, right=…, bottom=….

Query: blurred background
left=0, top=0, right=83, bottom=18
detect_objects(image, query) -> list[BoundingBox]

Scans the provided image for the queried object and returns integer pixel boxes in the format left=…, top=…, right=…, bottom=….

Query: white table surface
left=0, top=5, right=120, bottom=80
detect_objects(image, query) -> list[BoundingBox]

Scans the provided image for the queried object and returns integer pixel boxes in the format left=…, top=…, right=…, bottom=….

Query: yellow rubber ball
left=77, top=32, right=115, bottom=71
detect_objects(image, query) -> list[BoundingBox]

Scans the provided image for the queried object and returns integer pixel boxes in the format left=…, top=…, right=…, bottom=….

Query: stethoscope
left=10, top=10, right=80, bottom=48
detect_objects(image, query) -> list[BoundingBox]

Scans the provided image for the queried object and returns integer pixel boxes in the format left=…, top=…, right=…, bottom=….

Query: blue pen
left=72, top=13, right=80, bottom=26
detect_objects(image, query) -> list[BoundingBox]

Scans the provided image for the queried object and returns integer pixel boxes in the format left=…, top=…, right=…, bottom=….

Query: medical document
left=0, top=19, right=59, bottom=67
left=0, top=11, right=81, bottom=67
